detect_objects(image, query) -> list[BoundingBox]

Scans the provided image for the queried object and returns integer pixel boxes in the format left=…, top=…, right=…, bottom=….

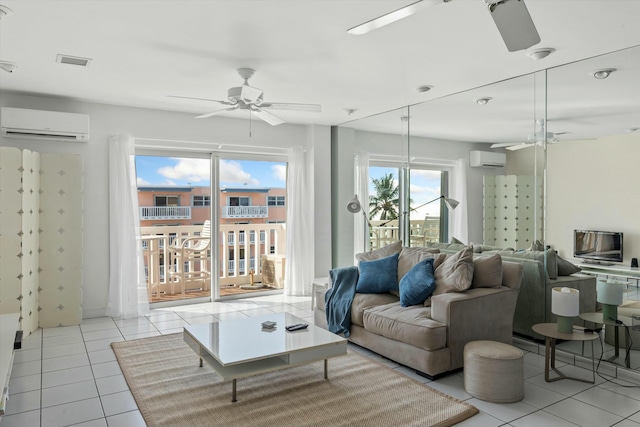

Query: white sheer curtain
left=107, top=134, right=149, bottom=319
left=452, top=158, right=469, bottom=243
left=284, top=146, right=313, bottom=296
left=353, top=152, right=370, bottom=256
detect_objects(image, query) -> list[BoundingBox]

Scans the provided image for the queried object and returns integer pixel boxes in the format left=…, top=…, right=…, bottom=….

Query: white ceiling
left=1, top=0, right=639, bottom=143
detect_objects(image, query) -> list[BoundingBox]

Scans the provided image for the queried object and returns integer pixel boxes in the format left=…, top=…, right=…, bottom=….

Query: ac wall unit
left=470, top=150, right=506, bottom=168
left=1, top=107, right=89, bottom=142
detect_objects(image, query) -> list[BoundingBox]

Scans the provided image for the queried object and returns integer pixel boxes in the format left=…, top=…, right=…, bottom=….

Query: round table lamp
left=597, top=279, right=625, bottom=321
left=551, top=287, right=580, bottom=333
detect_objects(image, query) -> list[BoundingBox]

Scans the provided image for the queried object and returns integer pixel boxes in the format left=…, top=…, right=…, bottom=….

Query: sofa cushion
left=557, top=255, right=581, bottom=276
left=399, top=258, right=437, bottom=307
left=433, top=246, right=474, bottom=295
left=356, top=253, right=399, bottom=293
left=472, top=244, right=515, bottom=253
left=356, top=240, right=402, bottom=262
left=362, top=302, right=447, bottom=351
left=483, top=248, right=558, bottom=279
left=472, top=254, right=503, bottom=288
left=426, top=242, right=468, bottom=252
left=397, top=247, right=445, bottom=280
left=351, top=292, right=399, bottom=327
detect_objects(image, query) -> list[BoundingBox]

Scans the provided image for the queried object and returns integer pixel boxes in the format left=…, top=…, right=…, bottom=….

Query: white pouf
left=464, top=340, right=524, bottom=403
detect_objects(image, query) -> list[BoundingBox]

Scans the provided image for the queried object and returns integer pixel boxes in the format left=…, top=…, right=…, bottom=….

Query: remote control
left=286, top=323, right=308, bottom=331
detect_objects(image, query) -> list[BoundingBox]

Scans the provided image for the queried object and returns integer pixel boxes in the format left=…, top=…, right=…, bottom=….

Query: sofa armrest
left=431, top=287, right=519, bottom=370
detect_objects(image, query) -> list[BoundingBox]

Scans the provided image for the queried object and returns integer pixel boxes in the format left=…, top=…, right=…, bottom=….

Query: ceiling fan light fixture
left=0, top=60, right=17, bottom=73
left=416, top=85, right=433, bottom=93
left=527, top=48, right=555, bottom=60
left=592, top=68, right=616, bottom=79
left=476, top=97, right=492, bottom=105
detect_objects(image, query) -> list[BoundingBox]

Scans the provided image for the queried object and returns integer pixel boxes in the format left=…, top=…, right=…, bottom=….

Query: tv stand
left=576, top=262, right=640, bottom=288
left=581, top=260, right=614, bottom=266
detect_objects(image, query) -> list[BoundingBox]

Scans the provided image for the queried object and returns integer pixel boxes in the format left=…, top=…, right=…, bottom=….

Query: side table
left=580, top=312, right=632, bottom=368
left=531, top=323, right=597, bottom=383
left=311, top=277, right=329, bottom=310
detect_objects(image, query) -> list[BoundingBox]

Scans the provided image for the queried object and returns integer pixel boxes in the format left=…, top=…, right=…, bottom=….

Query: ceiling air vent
left=56, top=54, right=92, bottom=67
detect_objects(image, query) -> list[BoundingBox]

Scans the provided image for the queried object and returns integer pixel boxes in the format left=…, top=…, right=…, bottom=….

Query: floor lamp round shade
left=347, top=195, right=361, bottom=213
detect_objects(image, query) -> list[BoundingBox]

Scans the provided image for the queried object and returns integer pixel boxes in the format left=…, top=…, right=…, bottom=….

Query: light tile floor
left=3, top=293, right=640, bottom=427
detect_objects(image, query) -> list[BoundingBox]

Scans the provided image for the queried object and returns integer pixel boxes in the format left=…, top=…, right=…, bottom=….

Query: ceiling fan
left=170, top=68, right=321, bottom=126
left=490, top=120, right=570, bottom=150
left=347, top=0, right=541, bottom=52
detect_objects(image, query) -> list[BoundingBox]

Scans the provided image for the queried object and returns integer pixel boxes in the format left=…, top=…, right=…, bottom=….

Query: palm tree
left=369, top=173, right=399, bottom=220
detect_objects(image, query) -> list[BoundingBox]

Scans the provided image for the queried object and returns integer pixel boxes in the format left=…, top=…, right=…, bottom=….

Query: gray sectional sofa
left=314, top=242, right=524, bottom=379
left=427, top=243, right=597, bottom=339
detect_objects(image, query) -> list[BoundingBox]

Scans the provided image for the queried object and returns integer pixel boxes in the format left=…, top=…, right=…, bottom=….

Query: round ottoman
left=464, top=340, right=524, bottom=403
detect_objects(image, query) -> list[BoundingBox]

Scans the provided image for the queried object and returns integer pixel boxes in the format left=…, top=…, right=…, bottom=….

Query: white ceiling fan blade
left=486, top=0, right=541, bottom=52
left=195, top=105, right=238, bottom=119
left=260, top=102, right=322, bottom=112
left=251, top=107, right=285, bottom=126
left=506, top=143, right=533, bottom=151
left=347, top=0, right=446, bottom=35
left=490, top=142, right=520, bottom=148
left=167, top=95, right=235, bottom=106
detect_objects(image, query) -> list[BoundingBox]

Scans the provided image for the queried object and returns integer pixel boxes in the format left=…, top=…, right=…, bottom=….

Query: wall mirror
left=337, top=43, right=640, bottom=374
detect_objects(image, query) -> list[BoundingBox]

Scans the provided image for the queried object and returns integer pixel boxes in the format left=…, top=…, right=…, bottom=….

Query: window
left=229, top=197, right=249, bottom=206
left=267, top=196, right=285, bottom=206
left=154, top=195, right=179, bottom=207
left=193, top=195, right=210, bottom=207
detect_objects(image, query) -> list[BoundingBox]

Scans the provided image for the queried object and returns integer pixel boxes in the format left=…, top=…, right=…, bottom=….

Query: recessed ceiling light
left=592, top=68, right=616, bottom=79
left=476, top=97, right=492, bottom=105
left=0, top=5, right=13, bottom=19
left=527, top=48, right=555, bottom=60
left=56, top=54, right=92, bottom=67
left=0, top=60, right=17, bottom=73
left=416, top=85, right=433, bottom=94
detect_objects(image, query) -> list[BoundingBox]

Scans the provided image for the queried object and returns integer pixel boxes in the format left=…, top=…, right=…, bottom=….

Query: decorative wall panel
left=0, top=147, right=83, bottom=332
left=483, top=175, right=542, bottom=250
left=39, top=154, right=83, bottom=327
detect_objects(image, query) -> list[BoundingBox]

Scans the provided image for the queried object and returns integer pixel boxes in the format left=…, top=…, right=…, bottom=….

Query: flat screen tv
left=573, top=230, right=623, bottom=264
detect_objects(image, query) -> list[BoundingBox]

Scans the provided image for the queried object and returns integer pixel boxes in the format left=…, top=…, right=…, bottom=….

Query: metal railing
left=369, top=218, right=440, bottom=249
left=221, top=205, right=268, bottom=218
left=141, top=223, right=286, bottom=299
left=140, top=206, right=191, bottom=220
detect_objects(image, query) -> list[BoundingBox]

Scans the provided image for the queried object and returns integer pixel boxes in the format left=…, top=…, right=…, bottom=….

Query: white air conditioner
left=1, top=107, right=89, bottom=142
left=470, top=150, right=506, bottom=168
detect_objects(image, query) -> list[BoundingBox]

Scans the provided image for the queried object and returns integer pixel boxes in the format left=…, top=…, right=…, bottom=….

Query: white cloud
left=157, top=158, right=210, bottom=183
left=137, top=177, right=151, bottom=186
left=272, top=164, right=286, bottom=182
left=220, top=160, right=259, bottom=185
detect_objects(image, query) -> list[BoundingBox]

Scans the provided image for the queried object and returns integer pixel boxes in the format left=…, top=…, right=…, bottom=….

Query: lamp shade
left=596, top=280, right=625, bottom=305
left=347, top=195, right=361, bottom=213
left=443, top=197, right=459, bottom=211
left=551, top=287, right=580, bottom=317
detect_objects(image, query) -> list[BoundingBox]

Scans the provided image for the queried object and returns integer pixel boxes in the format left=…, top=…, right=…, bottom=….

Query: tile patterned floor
left=3, top=293, right=640, bottom=427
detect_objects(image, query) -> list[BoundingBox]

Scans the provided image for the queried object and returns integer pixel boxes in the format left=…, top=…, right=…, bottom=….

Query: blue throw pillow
left=399, top=258, right=436, bottom=307
left=356, top=253, right=399, bottom=293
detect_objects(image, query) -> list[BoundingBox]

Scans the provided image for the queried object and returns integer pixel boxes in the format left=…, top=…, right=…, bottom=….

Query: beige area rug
left=111, top=333, right=478, bottom=427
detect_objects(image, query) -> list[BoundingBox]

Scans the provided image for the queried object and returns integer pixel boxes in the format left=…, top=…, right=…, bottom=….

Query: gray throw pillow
left=433, top=246, right=474, bottom=295
left=356, top=240, right=402, bottom=262
left=472, top=254, right=503, bottom=288
left=557, top=255, right=581, bottom=276
left=397, top=247, right=445, bottom=281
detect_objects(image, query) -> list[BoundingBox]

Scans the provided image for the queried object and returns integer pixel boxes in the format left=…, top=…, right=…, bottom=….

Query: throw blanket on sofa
left=325, top=265, right=359, bottom=337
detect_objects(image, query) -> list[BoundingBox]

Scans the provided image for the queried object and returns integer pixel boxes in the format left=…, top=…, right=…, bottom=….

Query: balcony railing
left=369, top=218, right=440, bottom=250
left=141, top=222, right=286, bottom=300
left=140, top=206, right=191, bottom=220
left=221, top=205, right=268, bottom=218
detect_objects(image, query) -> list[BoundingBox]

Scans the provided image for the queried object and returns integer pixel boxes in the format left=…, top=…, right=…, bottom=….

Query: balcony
left=221, top=205, right=268, bottom=219
left=369, top=218, right=440, bottom=250
left=140, top=206, right=191, bottom=220
left=141, top=223, right=286, bottom=302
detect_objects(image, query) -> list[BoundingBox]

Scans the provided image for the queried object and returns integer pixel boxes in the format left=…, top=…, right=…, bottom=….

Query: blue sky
left=135, top=156, right=286, bottom=188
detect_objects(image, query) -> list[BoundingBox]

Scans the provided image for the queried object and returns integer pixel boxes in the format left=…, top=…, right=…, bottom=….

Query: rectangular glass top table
left=183, top=312, right=347, bottom=402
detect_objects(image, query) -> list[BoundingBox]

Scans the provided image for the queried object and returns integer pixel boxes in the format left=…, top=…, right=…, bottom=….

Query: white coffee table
left=183, top=312, right=347, bottom=402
